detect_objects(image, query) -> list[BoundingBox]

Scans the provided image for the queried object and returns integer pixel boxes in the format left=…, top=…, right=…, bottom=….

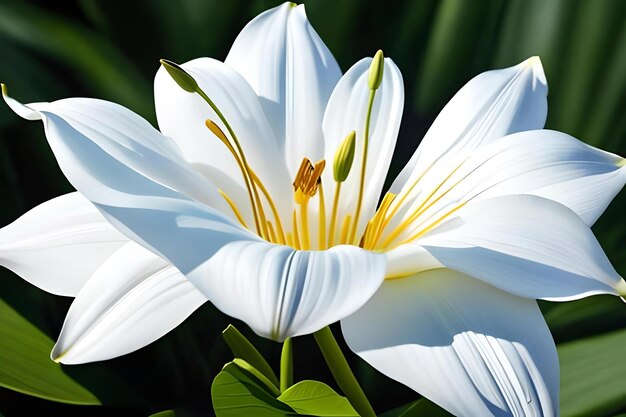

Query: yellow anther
left=293, top=158, right=326, bottom=200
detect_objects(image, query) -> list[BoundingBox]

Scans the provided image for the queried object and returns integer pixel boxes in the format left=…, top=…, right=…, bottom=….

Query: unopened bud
left=368, top=50, right=384, bottom=91
left=160, top=59, right=198, bottom=93
left=333, top=131, right=356, bottom=182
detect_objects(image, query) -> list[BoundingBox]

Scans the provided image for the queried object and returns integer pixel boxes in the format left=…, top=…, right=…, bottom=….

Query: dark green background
left=0, top=0, right=625, bottom=416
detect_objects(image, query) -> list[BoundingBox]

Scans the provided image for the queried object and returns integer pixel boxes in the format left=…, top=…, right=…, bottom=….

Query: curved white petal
left=385, top=244, right=443, bottom=279
left=414, top=195, right=626, bottom=300
left=3, top=93, right=227, bottom=212
left=387, top=130, right=626, bottom=237
left=154, top=57, right=292, bottom=224
left=342, top=269, right=559, bottom=417
left=52, top=242, right=206, bottom=364
left=2, top=89, right=257, bottom=276
left=0, top=193, right=127, bottom=296
left=225, top=3, right=341, bottom=174
left=391, top=57, right=547, bottom=195
left=321, top=57, right=404, bottom=240
left=191, top=241, right=385, bottom=341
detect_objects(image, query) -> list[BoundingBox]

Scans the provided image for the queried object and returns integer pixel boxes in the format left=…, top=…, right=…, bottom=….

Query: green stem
left=350, top=89, right=377, bottom=244
left=280, top=338, right=293, bottom=392
left=313, top=326, right=376, bottom=417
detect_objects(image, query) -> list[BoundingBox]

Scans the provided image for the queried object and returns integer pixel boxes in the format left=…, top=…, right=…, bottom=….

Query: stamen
left=351, top=52, right=384, bottom=244
left=318, top=182, right=326, bottom=250
left=293, top=158, right=326, bottom=250
left=293, top=158, right=326, bottom=198
left=218, top=189, right=248, bottom=229
left=206, top=120, right=262, bottom=235
left=292, top=210, right=302, bottom=250
left=364, top=192, right=396, bottom=249
left=266, top=221, right=278, bottom=244
left=394, top=202, right=466, bottom=248
left=249, top=169, right=286, bottom=244
left=339, top=214, right=352, bottom=245
left=327, top=182, right=342, bottom=248
left=381, top=158, right=466, bottom=248
left=300, top=199, right=310, bottom=250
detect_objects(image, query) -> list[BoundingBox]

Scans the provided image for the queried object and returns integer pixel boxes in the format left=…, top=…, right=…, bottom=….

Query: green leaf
left=378, top=398, right=453, bottom=417
left=559, top=328, right=626, bottom=416
left=0, top=0, right=152, bottom=118
left=149, top=411, right=176, bottom=417
left=0, top=298, right=99, bottom=404
left=232, top=358, right=281, bottom=397
left=211, top=360, right=296, bottom=417
left=222, top=324, right=279, bottom=389
left=278, top=380, right=359, bottom=416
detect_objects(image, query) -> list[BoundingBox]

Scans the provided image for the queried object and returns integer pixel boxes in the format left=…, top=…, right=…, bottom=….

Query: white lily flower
left=1, top=2, right=625, bottom=416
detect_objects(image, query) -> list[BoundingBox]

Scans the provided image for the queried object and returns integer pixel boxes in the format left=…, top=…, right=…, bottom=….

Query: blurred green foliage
left=0, top=0, right=625, bottom=416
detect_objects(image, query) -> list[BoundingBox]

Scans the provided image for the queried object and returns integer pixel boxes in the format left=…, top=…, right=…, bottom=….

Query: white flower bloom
left=1, top=2, right=625, bottom=416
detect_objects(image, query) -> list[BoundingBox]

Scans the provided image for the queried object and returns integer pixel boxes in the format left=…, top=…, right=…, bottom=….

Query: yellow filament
left=351, top=90, right=376, bottom=244
left=218, top=189, right=248, bottom=229
left=292, top=210, right=302, bottom=250
left=266, top=221, right=277, bottom=244
left=381, top=160, right=465, bottom=248
left=286, top=232, right=294, bottom=248
left=364, top=192, right=396, bottom=249
left=339, top=215, right=352, bottom=245
left=206, top=120, right=263, bottom=236
left=249, top=169, right=286, bottom=244
left=381, top=168, right=430, bottom=230
left=327, top=182, right=342, bottom=247
left=395, top=203, right=466, bottom=248
left=299, top=197, right=311, bottom=250
left=318, top=182, right=326, bottom=250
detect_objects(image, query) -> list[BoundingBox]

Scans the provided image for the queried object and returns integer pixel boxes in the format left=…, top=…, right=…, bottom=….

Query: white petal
left=321, top=57, right=404, bottom=239
left=2, top=89, right=256, bottom=276
left=342, top=269, right=558, bottom=417
left=385, top=244, right=442, bottom=279
left=0, top=193, right=127, bottom=296
left=225, top=3, right=341, bottom=174
left=391, top=57, right=547, bottom=194
left=52, top=242, right=206, bottom=364
left=3, top=92, right=226, bottom=211
left=387, top=130, right=626, bottom=236
left=191, top=241, right=385, bottom=341
left=415, top=195, right=626, bottom=301
left=154, top=57, right=292, bottom=224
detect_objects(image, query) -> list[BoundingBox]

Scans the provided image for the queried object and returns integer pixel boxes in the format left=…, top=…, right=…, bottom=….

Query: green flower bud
left=160, top=59, right=198, bottom=93
left=333, top=130, right=356, bottom=182
left=368, top=50, right=384, bottom=91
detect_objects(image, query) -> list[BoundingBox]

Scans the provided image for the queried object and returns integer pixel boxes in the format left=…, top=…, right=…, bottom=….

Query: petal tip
left=1, top=83, right=7, bottom=97
left=524, top=56, right=547, bottom=92
left=50, top=346, right=65, bottom=364
left=616, top=277, right=626, bottom=297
